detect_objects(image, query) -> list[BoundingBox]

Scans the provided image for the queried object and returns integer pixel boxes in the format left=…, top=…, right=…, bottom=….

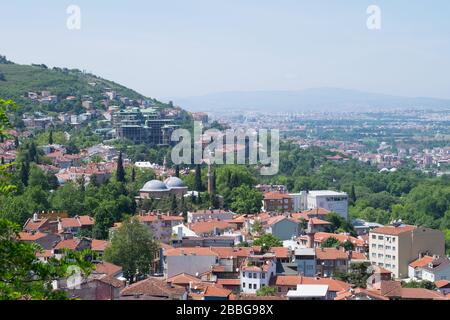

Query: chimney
left=33, top=213, right=38, bottom=222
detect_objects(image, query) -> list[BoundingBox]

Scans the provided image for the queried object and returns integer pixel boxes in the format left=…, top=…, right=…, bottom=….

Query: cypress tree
left=175, top=165, right=180, bottom=178
left=116, top=151, right=126, bottom=183
left=48, top=129, right=54, bottom=145
left=20, top=160, right=29, bottom=186
left=131, top=166, right=136, bottom=182
left=350, top=184, right=357, bottom=204
left=194, top=164, right=203, bottom=191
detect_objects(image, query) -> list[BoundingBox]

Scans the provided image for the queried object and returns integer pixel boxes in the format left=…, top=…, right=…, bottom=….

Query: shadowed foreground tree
left=0, top=218, right=94, bottom=300
left=103, top=217, right=159, bottom=283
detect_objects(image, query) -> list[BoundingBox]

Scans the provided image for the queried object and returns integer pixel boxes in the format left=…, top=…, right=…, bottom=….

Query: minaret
left=306, top=218, right=315, bottom=249
left=161, top=156, right=168, bottom=179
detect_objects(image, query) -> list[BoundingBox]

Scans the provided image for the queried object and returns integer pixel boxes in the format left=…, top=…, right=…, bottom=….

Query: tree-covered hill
left=0, top=55, right=169, bottom=114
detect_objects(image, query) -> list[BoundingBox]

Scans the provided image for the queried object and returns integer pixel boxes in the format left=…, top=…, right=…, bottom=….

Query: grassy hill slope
left=0, top=56, right=168, bottom=114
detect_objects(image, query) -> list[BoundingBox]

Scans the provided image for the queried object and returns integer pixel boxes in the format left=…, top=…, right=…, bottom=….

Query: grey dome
left=164, top=176, right=187, bottom=189
left=141, top=180, right=168, bottom=192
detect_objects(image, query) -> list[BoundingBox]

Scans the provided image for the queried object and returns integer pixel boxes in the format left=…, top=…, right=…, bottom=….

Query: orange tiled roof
left=18, top=232, right=47, bottom=241
left=91, top=239, right=109, bottom=251
left=189, top=221, right=234, bottom=234
left=274, top=275, right=351, bottom=292
left=371, top=225, right=416, bottom=236
left=315, top=247, right=349, bottom=260
left=409, top=256, right=434, bottom=268
left=167, top=273, right=201, bottom=285
left=54, top=238, right=81, bottom=250
left=164, top=247, right=218, bottom=257
left=94, top=262, right=122, bottom=276
left=263, top=192, right=291, bottom=200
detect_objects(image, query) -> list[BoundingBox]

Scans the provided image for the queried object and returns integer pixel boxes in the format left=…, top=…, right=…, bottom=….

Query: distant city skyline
left=1, top=1, right=450, bottom=102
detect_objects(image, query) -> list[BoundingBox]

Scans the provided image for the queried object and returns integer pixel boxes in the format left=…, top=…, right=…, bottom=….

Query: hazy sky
left=1, top=1, right=450, bottom=100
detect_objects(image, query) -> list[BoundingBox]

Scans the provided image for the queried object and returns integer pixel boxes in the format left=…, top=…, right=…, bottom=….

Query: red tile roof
left=435, top=280, right=450, bottom=288
left=164, top=247, right=218, bottom=257
left=409, top=256, right=434, bottom=268
left=263, top=192, right=291, bottom=200
left=91, top=239, right=109, bottom=251
left=274, top=276, right=351, bottom=292
left=371, top=225, right=416, bottom=236
left=94, top=262, right=122, bottom=276
left=54, top=238, right=81, bottom=250
left=167, top=273, right=201, bottom=285
left=18, top=232, right=47, bottom=241
left=189, top=221, right=234, bottom=234
left=121, top=277, right=186, bottom=297
left=315, top=247, right=349, bottom=260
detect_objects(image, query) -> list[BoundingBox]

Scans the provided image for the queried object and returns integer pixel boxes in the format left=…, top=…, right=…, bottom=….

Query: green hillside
left=0, top=55, right=168, bottom=114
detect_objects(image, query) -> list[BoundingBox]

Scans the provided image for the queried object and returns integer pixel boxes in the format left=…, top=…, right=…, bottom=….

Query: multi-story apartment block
left=113, top=107, right=178, bottom=145
left=369, top=224, right=445, bottom=279
left=305, top=191, right=349, bottom=220
left=263, top=192, right=293, bottom=213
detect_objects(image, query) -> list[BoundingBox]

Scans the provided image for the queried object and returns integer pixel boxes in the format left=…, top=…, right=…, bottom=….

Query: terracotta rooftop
left=164, top=247, right=218, bottom=257
left=121, top=277, right=186, bottom=298
left=273, top=275, right=351, bottom=292
left=409, top=256, right=434, bottom=268
left=315, top=247, right=349, bottom=260
left=371, top=225, right=417, bottom=236
left=167, top=273, right=201, bottom=286
left=263, top=192, right=292, bottom=200
left=18, top=232, right=48, bottom=241
left=94, top=262, right=122, bottom=276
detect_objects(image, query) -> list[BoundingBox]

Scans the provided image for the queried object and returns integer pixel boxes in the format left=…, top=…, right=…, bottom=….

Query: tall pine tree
left=116, top=152, right=126, bottom=183
left=48, top=129, right=53, bottom=145
left=194, top=164, right=203, bottom=191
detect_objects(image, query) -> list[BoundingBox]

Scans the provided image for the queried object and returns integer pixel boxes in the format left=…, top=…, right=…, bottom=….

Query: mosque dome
left=164, top=176, right=187, bottom=189
left=141, top=180, right=168, bottom=192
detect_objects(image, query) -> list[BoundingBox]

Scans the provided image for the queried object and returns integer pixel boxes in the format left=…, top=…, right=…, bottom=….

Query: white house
left=408, top=256, right=450, bottom=282
left=240, top=253, right=277, bottom=294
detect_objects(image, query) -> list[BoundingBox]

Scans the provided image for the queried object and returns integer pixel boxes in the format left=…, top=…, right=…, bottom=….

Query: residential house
left=240, top=253, right=277, bottom=294
left=315, top=247, right=349, bottom=277
left=263, top=192, right=293, bottom=213
left=163, top=247, right=219, bottom=278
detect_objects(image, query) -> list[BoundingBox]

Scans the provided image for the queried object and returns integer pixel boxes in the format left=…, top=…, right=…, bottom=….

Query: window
left=372, top=253, right=376, bottom=258
left=392, top=247, right=396, bottom=251
left=243, top=272, right=246, bottom=277
left=392, top=238, right=396, bottom=242
left=372, top=244, right=376, bottom=248
left=248, top=273, right=252, bottom=279
left=378, top=254, right=383, bottom=258
left=253, top=273, right=257, bottom=279
left=253, top=284, right=257, bottom=289
left=385, top=246, right=391, bottom=250
left=243, top=283, right=245, bottom=288
left=278, top=287, right=282, bottom=293
left=378, top=236, right=384, bottom=240
left=372, top=235, right=376, bottom=239
left=385, top=264, right=391, bottom=268
left=262, top=273, right=266, bottom=279
left=378, top=245, right=383, bottom=249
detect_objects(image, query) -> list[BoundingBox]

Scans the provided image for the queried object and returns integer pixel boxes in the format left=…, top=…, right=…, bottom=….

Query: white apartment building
left=240, top=254, right=277, bottom=294
left=305, top=191, right=348, bottom=219
left=369, top=224, right=445, bottom=279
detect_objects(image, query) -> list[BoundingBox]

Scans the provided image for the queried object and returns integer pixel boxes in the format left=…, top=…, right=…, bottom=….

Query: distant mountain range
left=171, top=88, right=450, bottom=113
